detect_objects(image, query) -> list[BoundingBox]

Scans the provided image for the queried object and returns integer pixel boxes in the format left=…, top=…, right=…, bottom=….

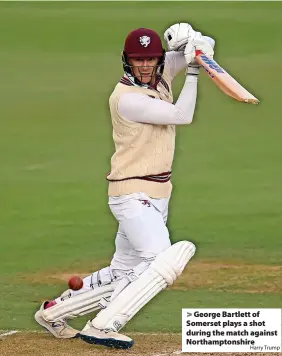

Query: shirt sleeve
left=164, top=51, right=187, bottom=79
left=118, top=75, right=198, bottom=126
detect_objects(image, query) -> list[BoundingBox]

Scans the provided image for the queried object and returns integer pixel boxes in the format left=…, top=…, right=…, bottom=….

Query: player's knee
left=139, top=235, right=171, bottom=262
left=151, top=241, right=196, bottom=285
left=140, top=248, right=168, bottom=263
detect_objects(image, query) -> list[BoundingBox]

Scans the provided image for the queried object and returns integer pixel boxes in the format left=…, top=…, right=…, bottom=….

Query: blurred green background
left=0, top=1, right=281, bottom=332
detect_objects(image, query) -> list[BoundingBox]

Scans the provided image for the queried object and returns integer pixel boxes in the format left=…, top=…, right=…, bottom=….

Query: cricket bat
left=195, top=50, right=259, bottom=104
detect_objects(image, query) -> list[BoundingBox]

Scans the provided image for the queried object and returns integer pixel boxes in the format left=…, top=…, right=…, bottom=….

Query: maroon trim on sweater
left=120, top=76, right=134, bottom=86
left=106, top=171, right=172, bottom=183
left=159, top=77, right=170, bottom=93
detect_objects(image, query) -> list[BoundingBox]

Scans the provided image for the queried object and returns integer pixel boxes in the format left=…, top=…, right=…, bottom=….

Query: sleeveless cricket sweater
left=107, top=71, right=175, bottom=198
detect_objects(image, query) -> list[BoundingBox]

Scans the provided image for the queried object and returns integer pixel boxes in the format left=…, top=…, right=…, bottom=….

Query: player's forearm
left=173, top=74, right=198, bottom=124
left=164, top=51, right=187, bottom=79
left=118, top=76, right=197, bottom=126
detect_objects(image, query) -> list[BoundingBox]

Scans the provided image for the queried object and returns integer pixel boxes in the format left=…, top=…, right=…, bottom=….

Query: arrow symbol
left=186, top=312, right=192, bottom=317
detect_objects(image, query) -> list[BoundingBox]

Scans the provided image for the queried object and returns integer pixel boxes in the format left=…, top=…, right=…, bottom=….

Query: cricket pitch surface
left=0, top=332, right=280, bottom=356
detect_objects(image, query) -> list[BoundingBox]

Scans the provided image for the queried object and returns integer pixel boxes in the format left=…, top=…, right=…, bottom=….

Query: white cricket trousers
left=109, top=192, right=171, bottom=271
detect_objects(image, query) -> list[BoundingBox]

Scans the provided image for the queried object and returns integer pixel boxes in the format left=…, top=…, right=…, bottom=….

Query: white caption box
left=182, top=308, right=281, bottom=353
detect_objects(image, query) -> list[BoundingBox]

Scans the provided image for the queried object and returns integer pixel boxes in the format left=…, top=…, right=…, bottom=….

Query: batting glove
left=164, top=23, right=198, bottom=51
left=186, top=36, right=215, bottom=76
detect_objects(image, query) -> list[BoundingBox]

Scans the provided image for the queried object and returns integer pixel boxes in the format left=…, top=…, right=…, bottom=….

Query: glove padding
left=164, top=22, right=215, bottom=76
left=164, top=23, right=199, bottom=51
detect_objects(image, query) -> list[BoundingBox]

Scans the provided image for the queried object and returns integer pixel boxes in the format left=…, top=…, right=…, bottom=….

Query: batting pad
left=92, top=241, right=196, bottom=331
left=43, top=283, right=118, bottom=321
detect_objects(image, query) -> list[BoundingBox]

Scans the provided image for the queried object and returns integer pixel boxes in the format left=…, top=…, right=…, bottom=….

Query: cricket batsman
left=34, top=23, right=215, bottom=349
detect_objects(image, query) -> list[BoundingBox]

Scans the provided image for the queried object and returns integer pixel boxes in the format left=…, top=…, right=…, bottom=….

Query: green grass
left=0, top=1, right=281, bottom=332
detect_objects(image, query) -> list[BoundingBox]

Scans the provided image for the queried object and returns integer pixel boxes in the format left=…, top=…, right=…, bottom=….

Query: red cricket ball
left=68, top=275, right=83, bottom=291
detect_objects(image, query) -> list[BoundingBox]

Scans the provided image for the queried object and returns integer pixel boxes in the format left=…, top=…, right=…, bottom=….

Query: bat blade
left=195, top=51, right=259, bottom=104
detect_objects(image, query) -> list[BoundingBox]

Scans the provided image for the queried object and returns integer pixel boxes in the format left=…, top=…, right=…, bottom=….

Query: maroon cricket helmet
left=122, top=28, right=166, bottom=85
left=124, top=28, right=165, bottom=58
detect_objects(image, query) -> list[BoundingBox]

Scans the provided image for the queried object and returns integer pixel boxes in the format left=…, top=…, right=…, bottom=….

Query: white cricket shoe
left=80, top=320, right=134, bottom=349
left=34, top=301, right=79, bottom=339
